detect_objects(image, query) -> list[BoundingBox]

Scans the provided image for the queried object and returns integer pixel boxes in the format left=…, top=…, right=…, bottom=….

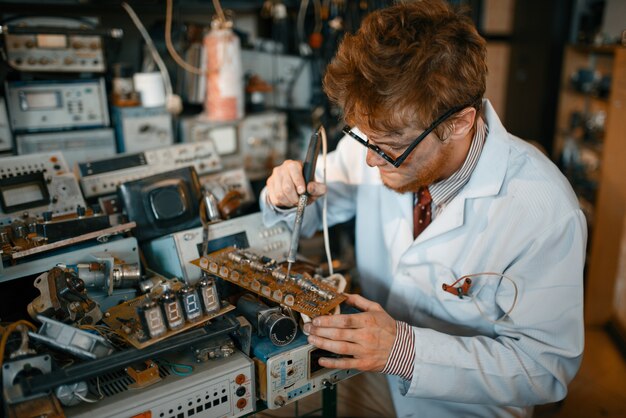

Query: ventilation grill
left=90, top=360, right=171, bottom=398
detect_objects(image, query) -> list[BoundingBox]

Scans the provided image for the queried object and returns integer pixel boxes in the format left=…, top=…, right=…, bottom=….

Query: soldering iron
left=285, top=128, right=322, bottom=277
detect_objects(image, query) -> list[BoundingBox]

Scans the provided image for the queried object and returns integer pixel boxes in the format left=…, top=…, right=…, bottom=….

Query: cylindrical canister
left=203, top=20, right=243, bottom=121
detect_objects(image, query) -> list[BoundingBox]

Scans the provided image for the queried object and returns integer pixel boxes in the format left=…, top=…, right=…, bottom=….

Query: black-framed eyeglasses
left=342, top=103, right=471, bottom=168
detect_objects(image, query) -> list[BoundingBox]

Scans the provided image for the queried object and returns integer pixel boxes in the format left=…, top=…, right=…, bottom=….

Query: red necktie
left=413, top=186, right=432, bottom=239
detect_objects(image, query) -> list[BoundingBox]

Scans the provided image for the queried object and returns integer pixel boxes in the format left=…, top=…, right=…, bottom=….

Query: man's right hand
left=265, top=160, right=327, bottom=208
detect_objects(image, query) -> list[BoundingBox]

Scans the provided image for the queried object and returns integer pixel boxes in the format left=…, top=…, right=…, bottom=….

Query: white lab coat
left=260, top=100, right=586, bottom=417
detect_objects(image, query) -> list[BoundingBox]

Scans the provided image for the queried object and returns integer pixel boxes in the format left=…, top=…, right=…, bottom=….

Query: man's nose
left=365, top=148, right=388, bottom=167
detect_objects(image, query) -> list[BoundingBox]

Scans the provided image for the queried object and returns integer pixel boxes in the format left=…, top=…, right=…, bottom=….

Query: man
left=261, top=1, right=586, bottom=416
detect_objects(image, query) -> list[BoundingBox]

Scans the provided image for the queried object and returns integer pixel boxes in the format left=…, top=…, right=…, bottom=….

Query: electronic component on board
left=0, top=215, right=45, bottom=262
left=143, top=212, right=291, bottom=285
left=192, top=247, right=347, bottom=318
left=198, top=276, right=221, bottom=314
left=104, top=279, right=234, bottom=349
left=64, top=257, right=141, bottom=295
left=236, top=293, right=297, bottom=346
left=178, top=285, right=202, bottom=322
left=158, top=290, right=184, bottom=330
left=137, top=301, right=167, bottom=339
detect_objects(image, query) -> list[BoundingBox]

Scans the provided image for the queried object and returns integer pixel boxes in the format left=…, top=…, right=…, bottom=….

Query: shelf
left=561, top=87, right=611, bottom=103
left=570, top=44, right=622, bottom=55
left=582, top=46, right=626, bottom=326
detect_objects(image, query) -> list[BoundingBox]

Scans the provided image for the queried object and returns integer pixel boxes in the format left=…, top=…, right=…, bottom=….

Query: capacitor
left=236, top=293, right=297, bottom=346
left=271, top=270, right=288, bottom=282
left=178, top=285, right=202, bottom=322
left=197, top=276, right=221, bottom=314
left=138, top=301, right=167, bottom=339
left=111, top=263, right=141, bottom=288
left=227, top=251, right=244, bottom=263
left=138, top=276, right=165, bottom=294
left=14, top=224, right=28, bottom=239
left=158, top=290, right=184, bottom=330
left=249, top=260, right=267, bottom=272
left=75, top=262, right=141, bottom=291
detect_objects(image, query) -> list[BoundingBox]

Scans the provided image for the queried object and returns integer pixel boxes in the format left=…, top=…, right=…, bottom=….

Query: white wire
left=75, top=392, right=99, bottom=403
left=121, top=2, right=173, bottom=97
left=462, top=272, right=519, bottom=323
left=318, top=125, right=333, bottom=276
left=95, top=376, right=104, bottom=400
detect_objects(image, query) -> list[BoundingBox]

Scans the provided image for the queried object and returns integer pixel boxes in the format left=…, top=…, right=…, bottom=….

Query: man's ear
left=451, top=107, right=477, bottom=138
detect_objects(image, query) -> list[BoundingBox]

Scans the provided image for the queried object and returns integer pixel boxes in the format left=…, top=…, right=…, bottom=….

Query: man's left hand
left=303, top=293, right=397, bottom=372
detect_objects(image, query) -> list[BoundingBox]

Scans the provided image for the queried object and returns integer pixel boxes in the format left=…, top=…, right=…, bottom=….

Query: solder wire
left=319, top=126, right=333, bottom=276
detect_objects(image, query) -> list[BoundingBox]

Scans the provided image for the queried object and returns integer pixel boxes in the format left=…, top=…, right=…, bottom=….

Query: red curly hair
left=323, top=0, right=487, bottom=138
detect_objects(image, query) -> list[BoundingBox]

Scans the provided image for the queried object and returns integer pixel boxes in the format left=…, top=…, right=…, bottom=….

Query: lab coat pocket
left=432, top=271, right=502, bottom=326
left=389, top=263, right=461, bottom=320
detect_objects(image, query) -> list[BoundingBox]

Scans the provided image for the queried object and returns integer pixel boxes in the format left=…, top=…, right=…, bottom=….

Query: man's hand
left=303, top=293, right=397, bottom=372
left=266, top=160, right=326, bottom=208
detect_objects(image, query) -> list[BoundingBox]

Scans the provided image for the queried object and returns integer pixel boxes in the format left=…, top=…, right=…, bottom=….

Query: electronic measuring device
left=1, top=16, right=120, bottom=73
left=16, top=128, right=117, bottom=168
left=200, top=168, right=256, bottom=210
left=241, top=50, right=313, bottom=109
left=183, top=111, right=287, bottom=181
left=64, top=350, right=256, bottom=418
left=77, top=141, right=223, bottom=198
left=0, top=152, right=85, bottom=226
left=143, top=212, right=291, bottom=285
left=112, top=106, right=174, bottom=153
left=5, top=79, right=109, bottom=133
left=253, top=332, right=358, bottom=409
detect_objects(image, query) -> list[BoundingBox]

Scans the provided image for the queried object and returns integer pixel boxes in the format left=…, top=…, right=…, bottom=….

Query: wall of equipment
left=0, top=1, right=388, bottom=417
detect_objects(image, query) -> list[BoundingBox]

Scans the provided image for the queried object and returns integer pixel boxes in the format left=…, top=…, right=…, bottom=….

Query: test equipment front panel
left=77, top=141, right=223, bottom=198
left=143, top=212, right=291, bottom=285
left=65, top=351, right=255, bottom=418
left=16, top=128, right=117, bottom=168
left=5, top=79, right=110, bottom=133
left=3, top=16, right=107, bottom=73
left=0, top=152, right=85, bottom=225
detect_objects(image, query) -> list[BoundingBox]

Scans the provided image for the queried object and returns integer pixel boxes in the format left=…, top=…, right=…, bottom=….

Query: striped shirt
left=380, top=116, right=488, bottom=380
left=430, top=116, right=488, bottom=218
